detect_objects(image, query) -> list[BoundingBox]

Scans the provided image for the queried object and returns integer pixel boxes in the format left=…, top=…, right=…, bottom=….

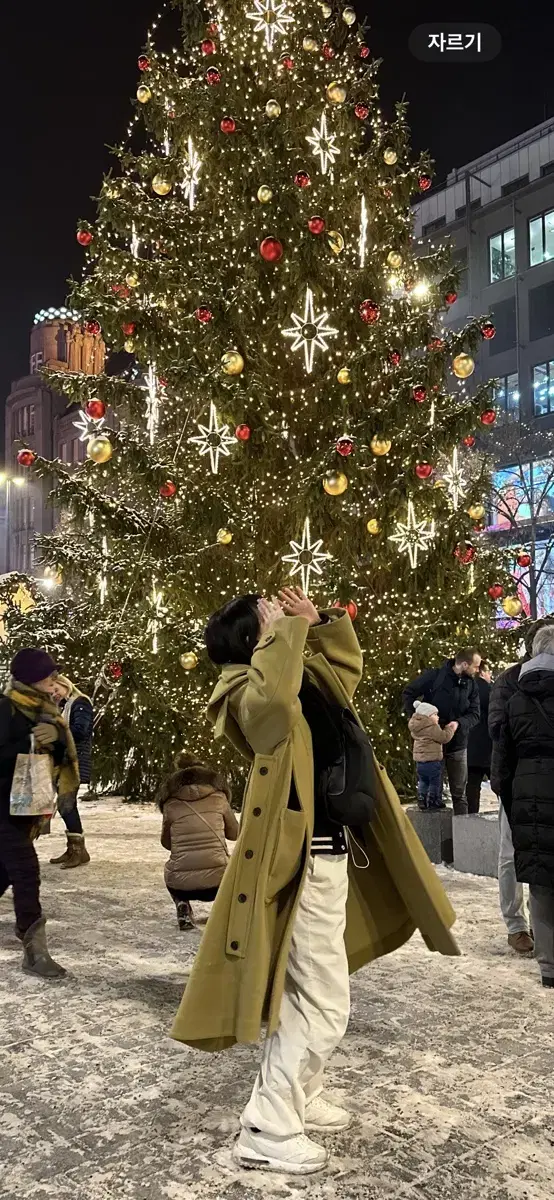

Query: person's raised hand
left=257, top=596, right=284, bottom=639
left=278, top=586, right=320, bottom=626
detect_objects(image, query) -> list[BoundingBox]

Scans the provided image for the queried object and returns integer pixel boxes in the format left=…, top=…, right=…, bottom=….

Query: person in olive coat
left=466, top=662, right=493, bottom=814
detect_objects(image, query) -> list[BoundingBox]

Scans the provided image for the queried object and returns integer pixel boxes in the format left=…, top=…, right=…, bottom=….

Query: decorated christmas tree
left=6, top=0, right=516, bottom=798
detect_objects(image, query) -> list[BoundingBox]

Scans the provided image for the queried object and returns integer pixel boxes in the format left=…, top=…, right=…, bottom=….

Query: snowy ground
left=0, top=800, right=552, bottom=1200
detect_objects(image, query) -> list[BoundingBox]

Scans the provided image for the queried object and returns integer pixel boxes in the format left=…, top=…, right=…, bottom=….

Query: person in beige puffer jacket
left=158, top=752, right=239, bottom=930
left=408, top=702, right=457, bottom=811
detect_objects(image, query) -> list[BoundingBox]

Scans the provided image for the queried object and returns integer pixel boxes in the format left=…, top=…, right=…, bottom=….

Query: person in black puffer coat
left=466, top=663, right=492, bottom=814
left=402, top=648, right=481, bottom=814
left=495, top=624, right=554, bottom=989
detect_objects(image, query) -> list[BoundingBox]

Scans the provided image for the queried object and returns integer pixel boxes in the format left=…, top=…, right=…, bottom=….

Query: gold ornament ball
left=303, top=36, right=319, bottom=52
left=257, top=185, right=273, bottom=203
left=468, top=503, right=485, bottom=521
left=152, top=175, right=172, bottom=196
left=125, top=272, right=139, bottom=288
left=87, top=435, right=113, bottom=464
left=502, top=596, right=523, bottom=618
left=327, top=81, right=347, bottom=105
left=342, top=5, right=356, bottom=24
left=337, top=367, right=351, bottom=385
left=323, top=470, right=348, bottom=496
left=328, top=230, right=344, bottom=255
left=452, top=352, right=475, bottom=379
left=320, top=2, right=332, bottom=15
left=124, top=338, right=135, bottom=353
left=217, top=528, right=233, bottom=545
left=137, top=84, right=151, bottom=104
left=180, top=651, right=198, bottom=671
left=367, top=518, right=380, bottom=535
left=265, top=99, right=281, bottom=118
left=383, top=148, right=398, bottom=165
left=434, top=478, right=446, bottom=489
left=221, top=350, right=245, bottom=376
left=387, top=250, right=403, bottom=269
left=370, top=435, right=392, bottom=457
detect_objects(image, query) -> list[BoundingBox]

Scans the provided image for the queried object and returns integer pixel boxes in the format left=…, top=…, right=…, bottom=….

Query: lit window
left=533, top=360, right=554, bottom=416
left=495, top=372, right=520, bottom=419
left=529, top=208, right=554, bottom=266
left=489, top=228, right=515, bottom=282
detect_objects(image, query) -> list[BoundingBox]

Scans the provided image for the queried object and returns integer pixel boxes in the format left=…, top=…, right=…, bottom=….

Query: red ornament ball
left=355, top=102, right=369, bottom=120
left=488, top=584, right=503, bottom=601
left=336, top=436, right=354, bottom=457
left=121, top=322, right=136, bottom=337
left=77, top=229, right=93, bottom=247
left=427, top=338, right=444, bottom=351
left=259, top=236, right=283, bottom=263
left=516, top=551, right=531, bottom=568
left=235, top=424, right=251, bottom=442
left=201, top=38, right=217, bottom=55
left=413, top=385, right=427, bottom=404
left=195, top=306, right=213, bottom=323
left=207, top=20, right=218, bottom=33
left=85, top=400, right=106, bottom=420
left=85, top=320, right=101, bottom=336
left=294, top=170, right=311, bottom=188
left=308, top=216, right=326, bottom=235
left=359, top=299, right=380, bottom=324
left=481, top=321, right=496, bottom=340
left=463, top=435, right=476, bottom=447
left=17, top=449, right=36, bottom=468
left=108, top=662, right=123, bottom=682
left=360, top=45, right=370, bottom=58
left=206, top=67, right=221, bottom=84
left=281, top=54, right=294, bottom=70
left=220, top=116, right=236, bottom=133
left=419, top=173, right=432, bottom=192
left=480, top=409, right=497, bottom=426
left=322, top=42, right=335, bottom=59
left=445, top=290, right=458, bottom=306
left=415, top=462, right=433, bottom=480
left=389, top=349, right=402, bottom=366
left=454, top=543, right=476, bottom=565
left=346, top=600, right=358, bottom=621
left=159, top=480, right=177, bottom=499
left=138, top=54, right=150, bottom=71
left=112, top=283, right=130, bottom=299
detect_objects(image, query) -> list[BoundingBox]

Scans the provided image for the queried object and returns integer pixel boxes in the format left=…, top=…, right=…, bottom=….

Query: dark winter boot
left=60, top=834, right=90, bottom=869
left=22, top=917, right=66, bottom=979
left=176, top=900, right=195, bottom=931
left=50, top=836, right=71, bottom=865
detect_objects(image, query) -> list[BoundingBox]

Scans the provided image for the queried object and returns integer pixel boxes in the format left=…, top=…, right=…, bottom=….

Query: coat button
left=238, top=893, right=247, bottom=903
left=230, top=940, right=239, bottom=950
left=253, top=807, right=262, bottom=816
left=245, top=849, right=254, bottom=859
left=259, top=767, right=268, bottom=776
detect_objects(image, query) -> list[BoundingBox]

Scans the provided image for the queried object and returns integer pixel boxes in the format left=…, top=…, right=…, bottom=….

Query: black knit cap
left=10, top=649, right=59, bottom=686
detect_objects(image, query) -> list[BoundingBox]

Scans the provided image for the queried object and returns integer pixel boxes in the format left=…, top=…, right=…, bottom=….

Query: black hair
left=204, top=594, right=261, bottom=665
left=454, top=647, right=480, bottom=667
left=479, top=660, right=489, bottom=675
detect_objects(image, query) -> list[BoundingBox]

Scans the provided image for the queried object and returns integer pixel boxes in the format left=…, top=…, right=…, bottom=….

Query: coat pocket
left=266, top=809, right=307, bottom=901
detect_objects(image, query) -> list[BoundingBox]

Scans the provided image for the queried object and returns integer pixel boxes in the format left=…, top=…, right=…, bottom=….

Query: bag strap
left=179, top=799, right=230, bottom=857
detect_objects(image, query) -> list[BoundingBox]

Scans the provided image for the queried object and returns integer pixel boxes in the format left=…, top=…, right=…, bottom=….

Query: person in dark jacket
left=466, top=663, right=492, bottom=814
left=495, top=623, right=554, bottom=988
left=402, top=648, right=481, bottom=814
left=49, top=676, right=92, bottom=868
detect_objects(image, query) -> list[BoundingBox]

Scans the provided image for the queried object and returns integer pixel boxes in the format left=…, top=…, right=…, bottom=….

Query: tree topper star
left=189, top=402, right=235, bottom=474
left=306, top=113, right=340, bottom=176
left=282, top=517, right=330, bottom=594
left=388, top=501, right=435, bottom=569
left=282, top=287, right=337, bottom=374
left=246, top=0, right=293, bottom=50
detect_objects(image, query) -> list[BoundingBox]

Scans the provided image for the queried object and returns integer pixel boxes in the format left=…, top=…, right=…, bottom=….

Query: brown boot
left=508, top=931, right=534, bottom=955
left=22, top=917, right=66, bottom=979
left=50, top=836, right=71, bottom=865
left=60, top=833, right=90, bottom=869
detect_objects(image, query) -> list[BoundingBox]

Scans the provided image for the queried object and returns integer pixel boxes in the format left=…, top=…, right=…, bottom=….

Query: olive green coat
left=171, top=611, right=459, bottom=1052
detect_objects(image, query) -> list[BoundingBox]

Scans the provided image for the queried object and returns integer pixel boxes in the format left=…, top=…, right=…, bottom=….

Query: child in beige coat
left=408, top=701, right=457, bottom=810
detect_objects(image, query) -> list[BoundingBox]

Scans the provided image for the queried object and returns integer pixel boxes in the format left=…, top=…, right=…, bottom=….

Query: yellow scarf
left=5, top=679, right=80, bottom=797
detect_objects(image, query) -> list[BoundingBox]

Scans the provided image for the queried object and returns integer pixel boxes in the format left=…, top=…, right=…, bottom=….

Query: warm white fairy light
left=144, top=363, right=160, bottom=445
left=359, top=196, right=368, bottom=268
left=282, top=287, right=337, bottom=374
left=443, top=447, right=467, bottom=510
left=389, top=501, right=435, bottom=569
left=189, top=402, right=235, bottom=474
left=306, top=113, right=340, bottom=176
left=282, top=517, right=330, bottom=594
left=246, top=0, right=293, bottom=50
left=183, top=137, right=202, bottom=211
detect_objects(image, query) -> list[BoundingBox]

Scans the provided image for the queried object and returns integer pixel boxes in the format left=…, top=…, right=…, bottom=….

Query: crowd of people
left=1, top=598, right=553, bottom=1177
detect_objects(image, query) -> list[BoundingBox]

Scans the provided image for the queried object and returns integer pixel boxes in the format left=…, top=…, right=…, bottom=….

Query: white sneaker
left=233, top=1128, right=328, bottom=1174
left=305, top=1094, right=352, bottom=1132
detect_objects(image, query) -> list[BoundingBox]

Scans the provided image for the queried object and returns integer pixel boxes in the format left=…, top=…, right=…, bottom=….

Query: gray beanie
left=413, top=700, right=438, bottom=718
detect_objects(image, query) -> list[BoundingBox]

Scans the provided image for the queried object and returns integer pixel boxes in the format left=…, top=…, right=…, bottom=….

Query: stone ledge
left=453, top=810, right=500, bottom=878
left=406, top=805, right=453, bottom=865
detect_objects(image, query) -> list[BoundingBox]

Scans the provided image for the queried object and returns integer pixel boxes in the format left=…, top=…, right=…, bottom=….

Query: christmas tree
left=6, top=0, right=516, bottom=798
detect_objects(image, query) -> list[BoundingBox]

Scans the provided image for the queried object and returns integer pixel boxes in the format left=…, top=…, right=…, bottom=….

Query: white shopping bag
left=10, top=736, right=57, bottom=817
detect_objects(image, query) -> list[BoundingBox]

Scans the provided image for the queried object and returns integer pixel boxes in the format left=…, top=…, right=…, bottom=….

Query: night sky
left=2, top=5, right=553, bottom=413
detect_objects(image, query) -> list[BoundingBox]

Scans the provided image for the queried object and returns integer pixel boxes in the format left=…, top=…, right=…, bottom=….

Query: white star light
left=282, top=287, right=337, bottom=374
left=359, top=196, right=368, bottom=268
left=130, top=223, right=140, bottom=260
left=189, top=402, right=235, bottom=474
left=143, top=363, right=160, bottom=445
left=306, top=113, right=340, bottom=176
left=246, top=0, right=293, bottom=50
left=147, top=578, right=167, bottom=655
left=388, top=501, right=435, bottom=569
left=282, top=517, right=330, bottom=595
left=443, top=447, right=467, bottom=510
left=73, top=412, right=104, bottom=442
left=183, top=137, right=202, bottom=211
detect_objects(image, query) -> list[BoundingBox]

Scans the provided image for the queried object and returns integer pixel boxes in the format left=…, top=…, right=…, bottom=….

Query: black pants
left=60, top=801, right=83, bottom=835
left=0, top=817, right=42, bottom=933
left=167, top=885, right=219, bottom=904
left=466, top=767, right=486, bottom=814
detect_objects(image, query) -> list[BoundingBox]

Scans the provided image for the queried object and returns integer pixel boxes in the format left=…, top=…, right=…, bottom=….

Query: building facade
left=413, top=117, right=554, bottom=617
left=2, top=310, right=105, bottom=575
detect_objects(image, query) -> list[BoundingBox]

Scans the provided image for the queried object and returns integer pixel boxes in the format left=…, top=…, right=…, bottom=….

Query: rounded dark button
left=259, top=767, right=269, bottom=776
left=238, top=893, right=247, bottom=903
left=230, top=940, right=239, bottom=950
left=253, top=807, right=262, bottom=816
left=245, top=849, right=254, bottom=860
